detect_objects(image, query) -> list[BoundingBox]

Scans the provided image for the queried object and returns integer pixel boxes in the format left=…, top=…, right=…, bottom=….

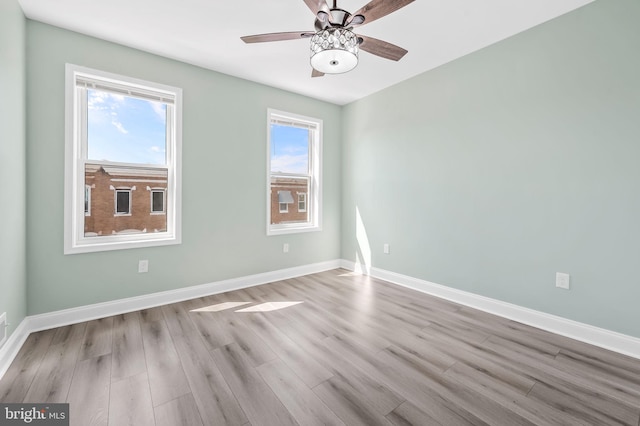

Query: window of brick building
left=65, top=64, right=182, bottom=254
left=267, top=109, right=322, bottom=235
left=298, top=193, right=307, bottom=213
left=84, top=185, right=92, bottom=216
left=115, top=189, right=132, bottom=215
left=151, top=189, right=165, bottom=214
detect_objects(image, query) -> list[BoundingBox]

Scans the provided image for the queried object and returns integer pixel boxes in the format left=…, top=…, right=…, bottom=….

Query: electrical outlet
left=556, top=272, right=570, bottom=290
left=283, top=243, right=289, bottom=253
left=138, top=260, right=149, bottom=273
left=383, top=243, right=390, bottom=254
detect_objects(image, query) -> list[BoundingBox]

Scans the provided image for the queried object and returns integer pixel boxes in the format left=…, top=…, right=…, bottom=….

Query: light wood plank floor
left=1, top=269, right=639, bottom=425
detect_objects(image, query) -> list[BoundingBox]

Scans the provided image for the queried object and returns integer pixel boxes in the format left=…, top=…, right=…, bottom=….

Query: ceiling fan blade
left=241, top=32, right=315, bottom=43
left=302, top=0, right=333, bottom=21
left=359, top=35, right=408, bottom=61
left=311, top=68, right=325, bottom=78
left=353, top=0, right=415, bottom=26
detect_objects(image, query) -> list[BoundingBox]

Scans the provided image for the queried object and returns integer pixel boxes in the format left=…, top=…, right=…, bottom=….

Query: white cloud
left=271, top=154, right=308, bottom=174
left=149, top=146, right=165, bottom=153
left=150, top=101, right=166, bottom=121
left=111, top=120, right=128, bottom=134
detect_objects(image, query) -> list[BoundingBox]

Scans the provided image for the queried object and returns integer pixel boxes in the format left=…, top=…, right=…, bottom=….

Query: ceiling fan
left=241, top=0, right=415, bottom=77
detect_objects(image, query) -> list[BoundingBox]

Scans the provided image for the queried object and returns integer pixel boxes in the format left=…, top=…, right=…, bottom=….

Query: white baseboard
left=0, top=259, right=341, bottom=380
left=0, top=319, right=31, bottom=380
left=28, top=259, right=342, bottom=333
left=340, top=260, right=640, bottom=360
left=3, top=258, right=639, bottom=381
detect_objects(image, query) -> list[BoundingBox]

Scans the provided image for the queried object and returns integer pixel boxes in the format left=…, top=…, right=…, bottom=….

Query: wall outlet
left=138, top=260, right=149, bottom=273
left=383, top=243, right=390, bottom=254
left=556, top=272, right=570, bottom=290
left=283, top=243, right=289, bottom=253
left=0, top=312, right=7, bottom=347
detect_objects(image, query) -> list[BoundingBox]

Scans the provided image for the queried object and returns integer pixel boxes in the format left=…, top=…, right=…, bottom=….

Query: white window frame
left=279, top=202, right=289, bottom=214
left=297, top=193, right=307, bottom=213
left=267, top=109, right=322, bottom=235
left=64, top=64, right=182, bottom=254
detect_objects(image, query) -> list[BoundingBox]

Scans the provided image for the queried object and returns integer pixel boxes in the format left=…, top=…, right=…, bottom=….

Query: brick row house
left=84, top=164, right=167, bottom=236
left=269, top=177, right=308, bottom=225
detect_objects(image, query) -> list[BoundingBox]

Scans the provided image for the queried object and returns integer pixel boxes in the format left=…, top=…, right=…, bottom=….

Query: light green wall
left=25, top=21, right=342, bottom=315
left=14, top=0, right=640, bottom=339
left=342, top=0, right=640, bottom=338
left=0, top=0, right=27, bottom=340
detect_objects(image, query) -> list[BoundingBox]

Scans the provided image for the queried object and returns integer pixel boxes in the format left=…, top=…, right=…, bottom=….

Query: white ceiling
left=19, top=0, right=593, bottom=105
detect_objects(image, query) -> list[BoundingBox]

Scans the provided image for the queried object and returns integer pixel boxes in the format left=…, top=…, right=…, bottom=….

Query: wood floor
left=1, top=269, right=639, bottom=425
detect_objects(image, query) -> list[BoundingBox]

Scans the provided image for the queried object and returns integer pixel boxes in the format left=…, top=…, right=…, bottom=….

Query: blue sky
left=270, top=124, right=309, bottom=174
left=87, top=89, right=167, bottom=165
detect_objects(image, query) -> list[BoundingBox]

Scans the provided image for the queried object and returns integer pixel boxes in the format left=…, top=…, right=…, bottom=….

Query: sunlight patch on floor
left=190, top=301, right=251, bottom=312
left=235, top=301, right=304, bottom=312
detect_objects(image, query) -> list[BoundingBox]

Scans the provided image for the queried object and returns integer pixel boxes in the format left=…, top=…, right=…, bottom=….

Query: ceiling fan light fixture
left=310, top=28, right=358, bottom=74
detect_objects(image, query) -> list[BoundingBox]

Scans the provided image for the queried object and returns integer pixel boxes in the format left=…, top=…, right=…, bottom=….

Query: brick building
left=84, top=165, right=167, bottom=236
left=270, top=177, right=308, bottom=225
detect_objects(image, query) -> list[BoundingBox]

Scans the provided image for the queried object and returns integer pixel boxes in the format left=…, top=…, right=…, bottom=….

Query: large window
left=64, top=64, right=182, bottom=254
left=267, top=109, right=322, bottom=235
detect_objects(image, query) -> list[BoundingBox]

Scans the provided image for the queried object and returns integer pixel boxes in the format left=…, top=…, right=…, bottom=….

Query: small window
left=64, top=64, right=182, bottom=254
left=298, top=193, right=307, bottom=213
left=267, top=109, right=322, bottom=235
left=151, top=190, right=165, bottom=214
left=84, top=185, right=91, bottom=216
left=115, top=189, right=132, bottom=215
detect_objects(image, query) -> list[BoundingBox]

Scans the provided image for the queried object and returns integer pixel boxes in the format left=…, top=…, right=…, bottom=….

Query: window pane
left=84, top=186, right=90, bottom=214
left=87, top=89, right=167, bottom=165
left=270, top=124, right=309, bottom=174
left=152, top=191, right=164, bottom=212
left=270, top=176, right=309, bottom=224
left=83, top=163, right=168, bottom=236
left=116, top=191, right=130, bottom=214
left=298, top=193, right=306, bottom=212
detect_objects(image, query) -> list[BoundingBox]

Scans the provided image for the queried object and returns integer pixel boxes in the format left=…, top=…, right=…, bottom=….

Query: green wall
left=0, top=0, right=27, bottom=340
left=25, top=21, right=342, bottom=315
left=11, top=0, right=640, bottom=340
left=342, top=0, right=640, bottom=338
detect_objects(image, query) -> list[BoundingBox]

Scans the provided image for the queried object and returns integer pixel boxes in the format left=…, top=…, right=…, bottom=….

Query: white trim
left=340, top=260, right=640, bottom=360
left=28, top=259, right=339, bottom=332
left=0, top=313, right=6, bottom=347
left=0, top=319, right=30, bottom=380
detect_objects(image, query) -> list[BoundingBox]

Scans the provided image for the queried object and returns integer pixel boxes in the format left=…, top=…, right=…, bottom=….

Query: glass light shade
left=310, top=28, right=359, bottom=74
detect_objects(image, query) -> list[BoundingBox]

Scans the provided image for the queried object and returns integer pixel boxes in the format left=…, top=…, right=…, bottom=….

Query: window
left=64, top=64, right=182, bottom=254
left=298, top=193, right=307, bottom=212
left=267, top=109, right=322, bottom=235
left=115, top=189, right=132, bottom=215
left=151, top=189, right=165, bottom=214
left=84, top=185, right=91, bottom=216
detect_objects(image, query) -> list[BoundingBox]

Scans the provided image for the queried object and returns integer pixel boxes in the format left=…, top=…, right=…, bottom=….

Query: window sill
left=267, top=224, right=321, bottom=236
left=65, top=232, right=180, bottom=254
